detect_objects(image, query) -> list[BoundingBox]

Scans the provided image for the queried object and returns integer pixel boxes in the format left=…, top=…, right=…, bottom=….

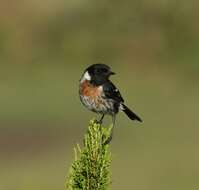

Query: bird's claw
left=95, top=119, right=103, bottom=125
left=102, top=134, right=113, bottom=145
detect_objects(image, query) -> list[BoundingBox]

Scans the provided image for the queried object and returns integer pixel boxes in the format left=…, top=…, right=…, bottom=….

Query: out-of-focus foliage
left=1, top=0, right=199, bottom=65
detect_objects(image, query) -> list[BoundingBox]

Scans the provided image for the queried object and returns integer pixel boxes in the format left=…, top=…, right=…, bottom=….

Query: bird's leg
left=96, top=114, right=105, bottom=125
left=103, top=114, right=116, bottom=145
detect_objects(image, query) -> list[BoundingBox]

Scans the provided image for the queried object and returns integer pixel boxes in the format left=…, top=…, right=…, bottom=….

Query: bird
left=79, top=63, right=142, bottom=143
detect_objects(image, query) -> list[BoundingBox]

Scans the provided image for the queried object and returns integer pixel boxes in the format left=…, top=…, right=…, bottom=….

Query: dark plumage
left=79, top=63, right=142, bottom=143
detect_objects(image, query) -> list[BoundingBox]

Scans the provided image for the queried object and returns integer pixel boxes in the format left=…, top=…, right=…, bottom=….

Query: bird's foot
left=102, top=134, right=113, bottom=145
left=103, top=128, right=113, bottom=145
left=94, top=119, right=103, bottom=125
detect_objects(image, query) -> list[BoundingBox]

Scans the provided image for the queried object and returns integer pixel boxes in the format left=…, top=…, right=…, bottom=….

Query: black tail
left=121, top=104, right=142, bottom=122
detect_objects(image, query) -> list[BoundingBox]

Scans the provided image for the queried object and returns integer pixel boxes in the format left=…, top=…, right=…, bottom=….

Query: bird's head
left=81, top=63, right=115, bottom=85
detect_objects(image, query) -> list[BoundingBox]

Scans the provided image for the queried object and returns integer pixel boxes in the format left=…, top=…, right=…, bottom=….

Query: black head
left=86, top=63, right=115, bottom=85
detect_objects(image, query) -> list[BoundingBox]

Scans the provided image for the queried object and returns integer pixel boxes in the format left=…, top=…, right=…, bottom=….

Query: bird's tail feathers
left=120, top=104, right=142, bottom=122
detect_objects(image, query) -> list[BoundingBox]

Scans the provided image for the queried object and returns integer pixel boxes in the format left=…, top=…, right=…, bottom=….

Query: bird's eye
left=95, top=68, right=108, bottom=74
left=101, top=68, right=108, bottom=72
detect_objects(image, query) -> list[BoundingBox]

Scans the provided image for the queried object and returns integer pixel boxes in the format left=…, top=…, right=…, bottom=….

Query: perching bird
left=79, top=63, right=142, bottom=143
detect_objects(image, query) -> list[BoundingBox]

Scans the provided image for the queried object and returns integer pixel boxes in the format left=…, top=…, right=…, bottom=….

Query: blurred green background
left=0, top=1, right=199, bottom=190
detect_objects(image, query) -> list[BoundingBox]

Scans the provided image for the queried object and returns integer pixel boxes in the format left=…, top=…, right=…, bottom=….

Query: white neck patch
left=81, top=71, right=91, bottom=82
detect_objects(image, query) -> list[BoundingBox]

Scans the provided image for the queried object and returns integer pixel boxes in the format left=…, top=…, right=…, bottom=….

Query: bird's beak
left=109, top=71, right=115, bottom=75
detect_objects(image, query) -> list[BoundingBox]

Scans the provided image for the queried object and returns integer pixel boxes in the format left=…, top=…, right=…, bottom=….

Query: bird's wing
left=102, top=81, right=124, bottom=103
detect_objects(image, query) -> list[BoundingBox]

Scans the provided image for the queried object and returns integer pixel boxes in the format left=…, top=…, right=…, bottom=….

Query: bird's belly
left=80, top=95, right=114, bottom=115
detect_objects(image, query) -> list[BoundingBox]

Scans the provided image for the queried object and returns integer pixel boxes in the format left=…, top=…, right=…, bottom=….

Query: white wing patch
left=119, top=104, right=124, bottom=110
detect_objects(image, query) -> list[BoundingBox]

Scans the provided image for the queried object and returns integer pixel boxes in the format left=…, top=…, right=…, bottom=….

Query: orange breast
left=80, top=81, right=102, bottom=98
